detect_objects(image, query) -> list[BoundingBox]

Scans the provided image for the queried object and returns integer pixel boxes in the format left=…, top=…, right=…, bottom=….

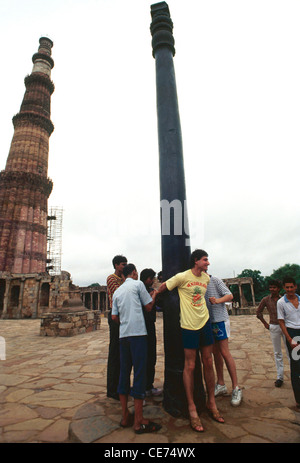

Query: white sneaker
left=231, top=386, right=242, bottom=406
left=146, top=387, right=163, bottom=397
left=214, top=383, right=228, bottom=397
left=151, top=387, right=163, bottom=397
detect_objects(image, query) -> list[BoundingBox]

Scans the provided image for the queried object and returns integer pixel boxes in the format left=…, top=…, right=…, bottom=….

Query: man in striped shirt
left=106, top=255, right=127, bottom=400
left=205, top=275, right=242, bottom=406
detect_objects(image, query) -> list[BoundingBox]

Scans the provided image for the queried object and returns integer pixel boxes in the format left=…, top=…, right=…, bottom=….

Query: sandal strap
left=190, top=415, right=204, bottom=432
left=207, top=407, right=224, bottom=422
left=190, top=416, right=202, bottom=427
left=135, top=421, right=161, bottom=434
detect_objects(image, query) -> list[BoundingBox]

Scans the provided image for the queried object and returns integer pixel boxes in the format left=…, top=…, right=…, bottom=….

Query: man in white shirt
left=112, top=263, right=162, bottom=434
left=277, top=276, right=300, bottom=409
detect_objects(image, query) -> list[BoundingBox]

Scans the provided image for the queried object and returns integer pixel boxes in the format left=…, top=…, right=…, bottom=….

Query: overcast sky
left=0, top=0, right=299, bottom=286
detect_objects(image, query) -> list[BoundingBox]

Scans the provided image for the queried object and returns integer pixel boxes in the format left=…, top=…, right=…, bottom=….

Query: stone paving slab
left=0, top=315, right=300, bottom=444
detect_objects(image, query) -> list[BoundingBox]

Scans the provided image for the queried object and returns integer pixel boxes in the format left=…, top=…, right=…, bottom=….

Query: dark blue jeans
left=107, top=311, right=120, bottom=397
left=286, top=327, right=300, bottom=404
left=118, top=336, right=147, bottom=399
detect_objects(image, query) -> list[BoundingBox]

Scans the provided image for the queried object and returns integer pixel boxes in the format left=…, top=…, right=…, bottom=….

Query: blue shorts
left=211, top=321, right=229, bottom=341
left=181, top=319, right=214, bottom=349
left=118, top=336, right=147, bottom=399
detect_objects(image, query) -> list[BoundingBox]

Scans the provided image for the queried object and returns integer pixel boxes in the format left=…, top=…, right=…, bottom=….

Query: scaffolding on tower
left=47, top=206, right=63, bottom=275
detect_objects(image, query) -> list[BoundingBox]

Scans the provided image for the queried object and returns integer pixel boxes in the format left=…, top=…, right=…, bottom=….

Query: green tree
left=228, top=264, right=300, bottom=306
left=267, top=263, right=300, bottom=292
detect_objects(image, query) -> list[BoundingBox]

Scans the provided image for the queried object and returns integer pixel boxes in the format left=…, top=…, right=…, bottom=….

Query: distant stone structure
left=223, top=277, right=256, bottom=308
left=0, top=271, right=69, bottom=319
left=79, top=285, right=108, bottom=312
left=40, top=307, right=101, bottom=337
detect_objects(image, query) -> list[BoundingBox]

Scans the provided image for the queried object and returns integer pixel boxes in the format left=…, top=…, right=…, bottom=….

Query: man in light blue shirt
left=112, top=263, right=162, bottom=435
left=112, top=269, right=152, bottom=338
left=277, top=276, right=300, bottom=408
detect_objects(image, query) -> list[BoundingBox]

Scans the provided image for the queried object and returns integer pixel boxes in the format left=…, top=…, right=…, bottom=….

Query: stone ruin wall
left=40, top=310, right=101, bottom=337
left=0, top=271, right=107, bottom=320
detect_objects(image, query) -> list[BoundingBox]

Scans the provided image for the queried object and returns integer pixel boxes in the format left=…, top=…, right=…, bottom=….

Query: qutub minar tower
left=0, top=37, right=54, bottom=274
left=0, top=38, right=106, bottom=320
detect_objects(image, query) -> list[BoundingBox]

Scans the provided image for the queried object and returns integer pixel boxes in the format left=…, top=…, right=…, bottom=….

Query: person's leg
left=217, top=336, right=242, bottom=406
left=133, top=398, right=145, bottom=429
left=119, top=394, right=131, bottom=426
left=269, top=324, right=284, bottom=383
left=118, top=337, right=132, bottom=425
left=183, top=347, right=204, bottom=432
left=217, top=338, right=238, bottom=389
left=107, top=311, right=120, bottom=399
left=183, top=348, right=196, bottom=406
left=201, top=344, right=217, bottom=407
left=212, top=322, right=228, bottom=396
left=130, top=336, right=161, bottom=433
left=133, top=398, right=161, bottom=434
left=213, top=342, right=225, bottom=385
left=131, top=336, right=147, bottom=401
left=129, top=336, right=147, bottom=430
left=200, top=321, right=224, bottom=422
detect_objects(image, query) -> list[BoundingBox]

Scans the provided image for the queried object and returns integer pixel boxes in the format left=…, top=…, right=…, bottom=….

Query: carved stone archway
left=223, top=277, right=255, bottom=308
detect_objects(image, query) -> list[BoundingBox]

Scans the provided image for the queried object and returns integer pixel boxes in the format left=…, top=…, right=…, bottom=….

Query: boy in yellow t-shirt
left=156, top=249, right=224, bottom=432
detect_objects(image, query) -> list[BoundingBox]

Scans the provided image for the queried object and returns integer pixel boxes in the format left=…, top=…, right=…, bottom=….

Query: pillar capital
left=150, top=2, right=175, bottom=57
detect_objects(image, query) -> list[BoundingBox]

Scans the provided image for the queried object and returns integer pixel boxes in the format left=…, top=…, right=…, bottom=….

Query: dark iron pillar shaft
left=150, top=2, right=206, bottom=417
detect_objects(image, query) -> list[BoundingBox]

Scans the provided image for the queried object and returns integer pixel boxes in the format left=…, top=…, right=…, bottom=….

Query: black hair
left=190, top=249, right=208, bottom=268
left=140, top=268, right=156, bottom=283
left=112, top=255, right=127, bottom=268
left=123, top=263, right=136, bottom=278
left=268, top=279, right=281, bottom=289
left=282, top=276, right=296, bottom=286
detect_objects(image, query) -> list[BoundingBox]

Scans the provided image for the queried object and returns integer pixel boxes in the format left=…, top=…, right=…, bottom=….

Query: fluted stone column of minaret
left=150, top=2, right=206, bottom=418
left=0, top=37, right=54, bottom=274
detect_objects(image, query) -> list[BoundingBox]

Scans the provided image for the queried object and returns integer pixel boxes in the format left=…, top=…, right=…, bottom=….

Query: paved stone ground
left=0, top=314, right=300, bottom=444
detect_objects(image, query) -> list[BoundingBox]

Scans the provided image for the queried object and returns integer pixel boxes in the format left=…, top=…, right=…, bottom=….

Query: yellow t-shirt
left=166, top=269, right=210, bottom=330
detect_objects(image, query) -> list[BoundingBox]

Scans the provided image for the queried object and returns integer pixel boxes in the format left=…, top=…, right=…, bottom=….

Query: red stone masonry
left=0, top=37, right=55, bottom=273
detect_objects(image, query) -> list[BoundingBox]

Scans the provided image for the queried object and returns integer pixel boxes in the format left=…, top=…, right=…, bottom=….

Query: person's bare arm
left=156, top=282, right=167, bottom=295
left=111, top=315, right=119, bottom=324
left=144, top=283, right=169, bottom=312
left=143, top=281, right=170, bottom=312
left=209, top=294, right=233, bottom=305
left=256, top=299, right=269, bottom=330
left=144, top=290, right=158, bottom=312
left=278, top=319, right=298, bottom=348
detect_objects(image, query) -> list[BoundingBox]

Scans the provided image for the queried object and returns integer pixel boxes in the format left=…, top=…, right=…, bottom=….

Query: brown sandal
left=206, top=407, right=224, bottom=423
left=190, top=415, right=204, bottom=432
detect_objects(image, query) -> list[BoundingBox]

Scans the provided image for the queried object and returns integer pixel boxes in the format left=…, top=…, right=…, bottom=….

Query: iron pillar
left=150, top=2, right=206, bottom=417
